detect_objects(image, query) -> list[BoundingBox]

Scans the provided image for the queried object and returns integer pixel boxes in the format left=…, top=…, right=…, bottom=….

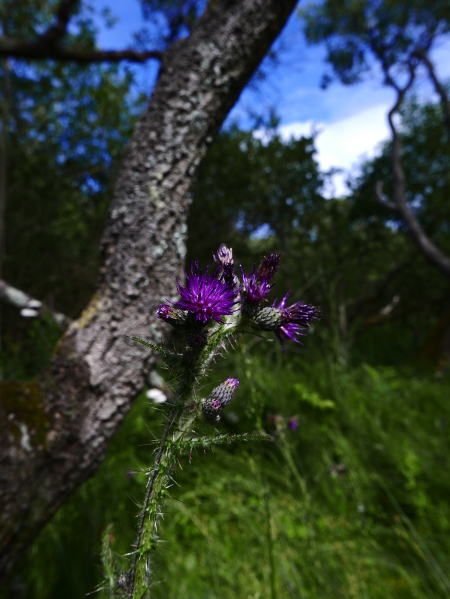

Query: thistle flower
left=129, top=245, right=320, bottom=594
left=279, top=293, right=318, bottom=324
left=288, top=415, right=299, bottom=431
left=271, top=292, right=319, bottom=351
left=240, top=265, right=273, bottom=303
left=275, top=292, right=319, bottom=325
left=175, top=262, right=237, bottom=324
left=202, top=378, right=239, bottom=422
left=240, top=253, right=280, bottom=305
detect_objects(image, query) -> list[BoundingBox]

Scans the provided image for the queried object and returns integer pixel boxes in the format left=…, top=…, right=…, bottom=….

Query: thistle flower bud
left=252, top=307, right=288, bottom=331
left=202, top=378, right=239, bottom=423
left=256, top=253, right=280, bottom=283
left=240, top=266, right=273, bottom=305
left=156, top=304, right=191, bottom=329
left=214, top=244, right=236, bottom=285
left=214, top=244, right=234, bottom=270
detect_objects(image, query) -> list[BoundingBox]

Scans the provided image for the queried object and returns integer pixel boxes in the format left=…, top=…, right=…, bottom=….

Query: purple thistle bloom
left=241, top=265, right=273, bottom=303
left=276, top=292, right=319, bottom=325
left=272, top=292, right=319, bottom=351
left=288, top=416, right=299, bottom=431
left=175, top=262, right=237, bottom=324
left=241, top=253, right=281, bottom=304
left=274, top=321, right=308, bottom=350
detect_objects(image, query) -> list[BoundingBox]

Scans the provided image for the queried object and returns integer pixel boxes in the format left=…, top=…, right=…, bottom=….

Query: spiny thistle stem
left=131, top=366, right=197, bottom=597
left=110, top=247, right=318, bottom=598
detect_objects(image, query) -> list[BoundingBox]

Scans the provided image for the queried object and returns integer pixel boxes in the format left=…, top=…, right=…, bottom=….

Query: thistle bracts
left=202, top=378, right=239, bottom=422
left=244, top=282, right=318, bottom=349
left=252, top=307, right=289, bottom=331
left=155, top=304, right=191, bottom=329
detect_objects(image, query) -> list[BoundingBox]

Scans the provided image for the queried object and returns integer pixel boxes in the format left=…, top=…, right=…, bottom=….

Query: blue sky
left=93, top=1, right=450, bottom=195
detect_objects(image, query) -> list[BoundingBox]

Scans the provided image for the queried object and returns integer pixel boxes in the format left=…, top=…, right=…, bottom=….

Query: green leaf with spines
left=131, top=337, right=181, bottom=363
left=176, top=432, right=272, bottom=453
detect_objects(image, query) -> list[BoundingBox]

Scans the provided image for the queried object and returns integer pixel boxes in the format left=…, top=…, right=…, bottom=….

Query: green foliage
left=188, top=127, right=324, bottom=269
left=0, top=314, right=62, bottom=380
left=300, top=0, right=450, bottom=87
left=10, top=348, right=450, bottom=598
left=347, top=95, right=450, bottom=348
left=175, top=431, right=272, bottom=453
left=188, top=108, right=450, bottom=365
left=0, top=1, right=145, bottom=373
left=294, top=381, right=335, bottom=410
left=131, top=336, right=182, bottom=365
left=350, top=96, right=450, bottom=255
left=2, top=57, right=142, bottom=319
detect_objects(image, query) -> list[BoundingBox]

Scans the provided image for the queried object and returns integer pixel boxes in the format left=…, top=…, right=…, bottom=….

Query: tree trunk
left=0, top=0, right=297, bottom=582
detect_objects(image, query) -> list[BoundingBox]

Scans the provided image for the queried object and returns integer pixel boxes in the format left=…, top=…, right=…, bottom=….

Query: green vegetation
left=0, top=7, right=144, bottom=363
left=3, top=92, right=450, bottom=597
left=1, top=3, right=449, bottom=592
left=13, top=344, right=450, bottom=598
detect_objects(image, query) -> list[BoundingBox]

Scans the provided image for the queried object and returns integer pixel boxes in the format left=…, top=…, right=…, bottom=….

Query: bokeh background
left=1, top=1, right=450, bottom=597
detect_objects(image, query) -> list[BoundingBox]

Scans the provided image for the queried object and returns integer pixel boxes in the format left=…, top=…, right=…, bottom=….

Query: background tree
left=0, top=57, right=144, bottom=379
left=189, top=112, right=449, bottom=365
left=0, top=0, right=299, bottom=582
left=187, top=128, right=323, bottom=264
left=302, top=0, right=450, bottom=278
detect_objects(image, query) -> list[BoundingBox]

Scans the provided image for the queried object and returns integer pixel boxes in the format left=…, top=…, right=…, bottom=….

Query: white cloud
left=278, top=104, right=391, bottom=197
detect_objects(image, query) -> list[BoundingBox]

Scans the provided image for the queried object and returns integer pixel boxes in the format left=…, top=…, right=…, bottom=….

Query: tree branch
left=0, top=278, right=71, bottom=328
left=417, top=50, right=450, bottom=140
left=0, top=38, right=163, bottom=63
left=375, top=180, right=398, bottom=211
left=0, top=0, right=163, bottom=64
left=387, top=66, right=450, bottom=279
left=38, top=0, right=79, bottom=47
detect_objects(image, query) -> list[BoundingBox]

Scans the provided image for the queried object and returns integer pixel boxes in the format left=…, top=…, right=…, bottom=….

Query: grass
left=6, top=338, right=450, bottom=598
